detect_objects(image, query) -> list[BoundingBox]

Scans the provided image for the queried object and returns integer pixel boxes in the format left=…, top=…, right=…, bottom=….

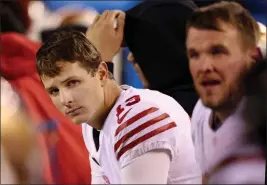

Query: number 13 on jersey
left=116, top=95, right=141, bottom=124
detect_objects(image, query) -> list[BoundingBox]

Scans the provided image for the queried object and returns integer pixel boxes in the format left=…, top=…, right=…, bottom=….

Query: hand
left=86, top=10, right=125, bottom=62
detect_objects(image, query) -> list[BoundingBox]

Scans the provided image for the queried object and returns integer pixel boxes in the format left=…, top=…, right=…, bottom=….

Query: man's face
left=41, top=62, right=105, bottom=124
left=187, top=22, right=256, bottom=110
left=127, top=52, right=150, bottom=88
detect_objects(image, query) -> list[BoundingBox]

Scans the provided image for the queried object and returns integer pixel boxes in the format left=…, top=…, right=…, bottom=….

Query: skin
left=41, top=61, right=122, bottom=129
left=86, top=11, right=150, bottom=88
left=86, top=10, right=125, bottom=62
left=127, top=52, right=150, bottom=88
left=186, top=22, right=258, bottom=121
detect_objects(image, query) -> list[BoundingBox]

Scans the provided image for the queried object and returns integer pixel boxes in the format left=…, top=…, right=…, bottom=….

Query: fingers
left=93, top=10, right=110, bottom=28
left=106, top=10, right=125, bottom=30
left=91, top=14, right=100, bottom=28
left=94, top=10, right=125, bottom=29
left=106, top=10, right=123, bottom=22
left=116, top=11, right=126, bottom=32
left=98, top=10, right=109, bottom=22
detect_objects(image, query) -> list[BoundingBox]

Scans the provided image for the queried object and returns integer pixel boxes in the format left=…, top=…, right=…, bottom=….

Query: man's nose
left=199, top=55, right=215, bottom=72
left=60, top=90, right=73, bottom=107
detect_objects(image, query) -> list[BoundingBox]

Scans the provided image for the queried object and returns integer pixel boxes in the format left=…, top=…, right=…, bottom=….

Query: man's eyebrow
left=210, top=44, right=226, bottom=49
left=187, top=47, right=197, bottom=53
left=45, top=76, right=80, bottom=91
left=60, top=76, right=78, bottom=84
left=187, top=44, right=226, bottom=52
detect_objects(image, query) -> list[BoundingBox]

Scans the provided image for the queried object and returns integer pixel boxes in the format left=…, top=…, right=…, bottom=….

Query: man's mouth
left=66, top=107, right=82, bottom=116
left=201, top=80, right=221, bottom=87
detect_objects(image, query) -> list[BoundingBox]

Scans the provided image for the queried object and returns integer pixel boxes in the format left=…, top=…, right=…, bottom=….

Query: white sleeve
left=89, top=157, right=106, bottom=184
left=121, top=149, right=170, bottom=184
left=114, top=102, right=180, bottom=168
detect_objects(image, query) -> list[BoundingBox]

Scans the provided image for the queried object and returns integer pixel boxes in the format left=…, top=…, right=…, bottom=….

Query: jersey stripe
left=114, top=113, right=170, bottom=152
left=117, top=108, right=132, bottom=124
left=115, top=107, right=158, bottom=136
left=116, top=122, right=177, bottom=160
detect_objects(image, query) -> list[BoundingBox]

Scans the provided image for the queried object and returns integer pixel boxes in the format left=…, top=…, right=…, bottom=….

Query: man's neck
left=211, top=99, right=242, bottom=131
left=214, top=109, right=233, bottom=123
left=215, top=94, right=244, bottom=121
left=92, top=81, right=122, bottom=130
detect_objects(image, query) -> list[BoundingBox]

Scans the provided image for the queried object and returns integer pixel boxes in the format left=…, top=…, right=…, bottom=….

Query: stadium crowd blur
left=1, top=0, right=266, bottom=184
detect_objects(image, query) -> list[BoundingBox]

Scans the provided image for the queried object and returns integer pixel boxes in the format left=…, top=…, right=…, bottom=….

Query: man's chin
left=71, top=116, right=88, bottom=125
left=201, top=98, right=223, bottom=110
left=72, top=120, right=84, bottom=125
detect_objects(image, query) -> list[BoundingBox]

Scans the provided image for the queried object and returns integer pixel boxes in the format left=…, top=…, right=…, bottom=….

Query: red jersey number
left=116, top=95, right=140, bottom=124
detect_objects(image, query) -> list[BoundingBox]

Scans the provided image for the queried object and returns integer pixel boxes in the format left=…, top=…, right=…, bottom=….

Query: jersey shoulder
left=121, top=87, right=188, bottom=116
left=113, top=88, right=185, bottom=168
left=191, top=100, right=211, bottom=137
left=191, top=99, right=208, bottom=122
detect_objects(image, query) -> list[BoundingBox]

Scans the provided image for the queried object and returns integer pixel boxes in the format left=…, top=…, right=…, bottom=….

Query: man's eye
left=188, top=52, right=199, bottom=59
left=49, top=89, right=59, bottom=96
left=211, top=49, right=222, bottom=55
left=211, top=47, right=228, bottom=56
left=67, top=80, right=80, bottom=87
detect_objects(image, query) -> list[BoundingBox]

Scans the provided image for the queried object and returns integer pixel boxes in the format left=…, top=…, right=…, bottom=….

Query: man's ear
left=250, top=43, right=265, bottom=61
left=247, top=47, right=261, bottom=67
left=97, top=62, right=109, bottom=84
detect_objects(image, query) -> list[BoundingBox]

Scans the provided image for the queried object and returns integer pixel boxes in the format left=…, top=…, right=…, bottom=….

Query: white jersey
left=191, top=99, right=247, bottom=176
left=208, top=146, right=265, bottom=184
left=83, top=86, right=201, bottom=184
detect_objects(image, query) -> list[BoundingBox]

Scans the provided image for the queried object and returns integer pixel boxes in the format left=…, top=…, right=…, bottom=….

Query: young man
left=36, top=29, right=201, bottom=183
left=186, top=1, right=264, bottom=182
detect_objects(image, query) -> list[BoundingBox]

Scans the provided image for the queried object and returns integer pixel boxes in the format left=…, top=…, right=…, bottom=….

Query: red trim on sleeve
left=114, top=113, right=170, bottom=152
left=115, top=107, right=158, bottom=136
left=116, top=122, right=177, bottom=160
